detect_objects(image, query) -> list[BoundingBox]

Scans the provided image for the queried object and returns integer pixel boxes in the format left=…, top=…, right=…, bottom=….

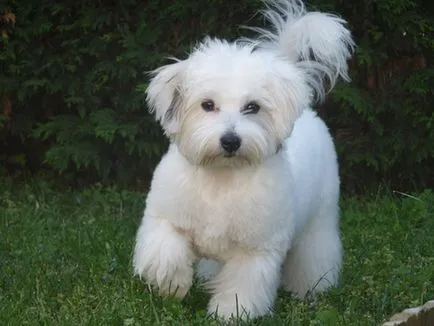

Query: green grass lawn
left=1, top=179, right=433, bottom=325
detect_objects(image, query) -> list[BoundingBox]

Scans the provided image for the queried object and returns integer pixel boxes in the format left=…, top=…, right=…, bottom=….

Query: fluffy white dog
left=133, top=0, right=354, bottom=320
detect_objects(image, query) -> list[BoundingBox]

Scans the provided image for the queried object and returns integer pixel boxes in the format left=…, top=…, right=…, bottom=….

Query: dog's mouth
left=197, top=152, right=253, bottom=167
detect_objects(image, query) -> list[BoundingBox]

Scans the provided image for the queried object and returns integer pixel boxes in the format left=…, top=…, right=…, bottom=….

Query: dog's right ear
left=146, top=60, right=186, bottom=136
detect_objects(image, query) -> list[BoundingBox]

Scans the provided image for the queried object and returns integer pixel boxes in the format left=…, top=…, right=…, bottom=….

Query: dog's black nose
left=220, top=133, right=241, bottom=153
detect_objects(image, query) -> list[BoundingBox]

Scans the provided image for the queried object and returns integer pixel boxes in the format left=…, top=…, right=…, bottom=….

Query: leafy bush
left=0, top=0, right=432, bottom=192
left=0, top=0, right=264, bottom=186
left=320, top=0, right=434, bottom=192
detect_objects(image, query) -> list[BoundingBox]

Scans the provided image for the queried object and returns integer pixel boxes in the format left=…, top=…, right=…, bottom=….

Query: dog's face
left=147, top=38, right=312, bottom=167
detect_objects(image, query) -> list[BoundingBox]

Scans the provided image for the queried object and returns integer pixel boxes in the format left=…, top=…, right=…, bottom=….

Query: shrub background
left=1, top=0, right=433, bottom=192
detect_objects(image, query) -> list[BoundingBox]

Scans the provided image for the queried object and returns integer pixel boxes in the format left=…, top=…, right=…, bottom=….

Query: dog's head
left=146, top=1, right=354, bottom=168
left=147, top=38, right=311, bottom=167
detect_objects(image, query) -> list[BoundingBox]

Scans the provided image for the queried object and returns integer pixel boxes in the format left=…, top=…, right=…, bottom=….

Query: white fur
left=246, top=0, right=355, bottom=101
left=134, top=0, right=354, bottom=321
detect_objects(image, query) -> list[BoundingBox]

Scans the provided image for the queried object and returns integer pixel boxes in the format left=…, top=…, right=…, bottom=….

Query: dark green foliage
left=318, top=0, right=434, bottom=192
left=0, top=0, right=433, bottom=191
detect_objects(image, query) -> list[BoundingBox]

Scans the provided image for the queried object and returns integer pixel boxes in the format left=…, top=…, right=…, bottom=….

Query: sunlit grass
left=1, top=179, right=432, bottom=325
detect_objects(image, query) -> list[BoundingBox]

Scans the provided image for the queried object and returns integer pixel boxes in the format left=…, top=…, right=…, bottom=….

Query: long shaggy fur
left=134, top=0, right=355, bottom=321
left=247, top=0, right=355, bottom=100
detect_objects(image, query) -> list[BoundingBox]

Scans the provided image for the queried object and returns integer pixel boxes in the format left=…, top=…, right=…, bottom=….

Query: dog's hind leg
left=281, top=203, right=342, bottom=299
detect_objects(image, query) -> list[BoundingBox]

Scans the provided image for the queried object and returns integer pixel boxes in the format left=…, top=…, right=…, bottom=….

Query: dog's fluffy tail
left=249, top=0, right=355, bottom=100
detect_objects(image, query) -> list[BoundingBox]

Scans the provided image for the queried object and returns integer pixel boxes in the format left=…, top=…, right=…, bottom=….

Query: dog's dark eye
left=201, top=100, right=215, bottom=112
left=242, top=101, right=261, bottom=115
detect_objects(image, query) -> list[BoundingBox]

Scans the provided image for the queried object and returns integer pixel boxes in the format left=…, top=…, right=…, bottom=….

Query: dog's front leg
left=133, top=216, right=195, bottom=298
left=207, top=251, right=283, bottom=320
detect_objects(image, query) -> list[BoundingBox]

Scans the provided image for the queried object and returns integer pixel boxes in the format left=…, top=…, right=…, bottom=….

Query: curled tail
left=248, top=0, right=355, bottom=101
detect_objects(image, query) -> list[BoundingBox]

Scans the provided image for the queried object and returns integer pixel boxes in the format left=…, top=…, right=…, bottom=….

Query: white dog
left=133, top=0, right=354, bottom=320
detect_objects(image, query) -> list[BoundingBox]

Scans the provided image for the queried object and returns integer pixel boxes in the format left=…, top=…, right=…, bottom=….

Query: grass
left=0, top=178, right=433, bottom=325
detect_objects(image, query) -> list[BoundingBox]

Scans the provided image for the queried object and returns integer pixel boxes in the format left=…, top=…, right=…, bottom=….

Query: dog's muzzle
left=220, top=133, right=241, bottom=155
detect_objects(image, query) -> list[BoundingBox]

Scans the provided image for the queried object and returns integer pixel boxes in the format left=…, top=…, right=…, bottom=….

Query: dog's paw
left=135, top=237, right=194, bottom=298
left=154, top=259, right=193, bottom=298
left=134, top=219, right=195, bottom=298
left=207, top=292, right=264, bottom=321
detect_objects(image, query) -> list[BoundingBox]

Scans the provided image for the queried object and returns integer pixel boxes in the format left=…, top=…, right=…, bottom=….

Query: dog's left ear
left=146, top=60, right=186, bottom=136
